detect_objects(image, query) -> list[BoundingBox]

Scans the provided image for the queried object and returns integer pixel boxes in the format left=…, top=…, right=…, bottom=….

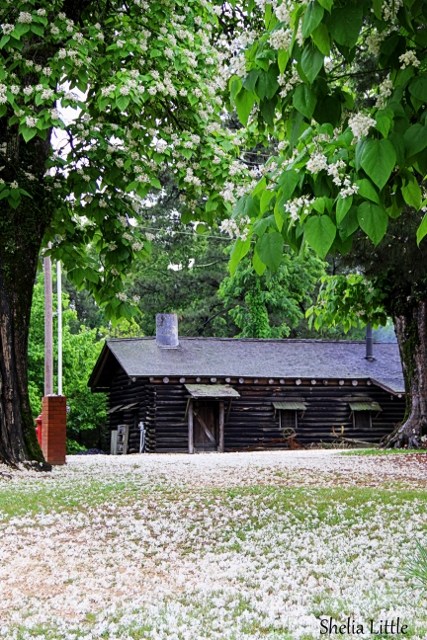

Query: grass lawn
left=0, top=451, right=426, bottom=639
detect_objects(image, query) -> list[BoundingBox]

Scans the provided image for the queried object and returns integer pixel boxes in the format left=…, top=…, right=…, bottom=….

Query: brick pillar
left=41, top=395, right=67, bottom=465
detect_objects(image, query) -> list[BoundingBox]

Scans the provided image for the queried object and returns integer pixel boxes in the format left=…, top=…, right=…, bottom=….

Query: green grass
left=0, top=479, right=141, bottom=518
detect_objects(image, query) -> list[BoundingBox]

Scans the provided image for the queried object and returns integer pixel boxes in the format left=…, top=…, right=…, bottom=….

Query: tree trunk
left=0, top=201, right=48, bottom=464
left=0, top=121, right=53, bottom=465
left=383, top=301, right=427, bottom=448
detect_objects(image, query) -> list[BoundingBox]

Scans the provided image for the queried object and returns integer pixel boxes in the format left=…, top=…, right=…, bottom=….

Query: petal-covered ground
left=0, top=450, right=426, bottom=639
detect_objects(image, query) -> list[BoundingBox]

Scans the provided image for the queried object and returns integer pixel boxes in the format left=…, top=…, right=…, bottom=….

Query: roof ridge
left=106, top=336, right=395, bottom=344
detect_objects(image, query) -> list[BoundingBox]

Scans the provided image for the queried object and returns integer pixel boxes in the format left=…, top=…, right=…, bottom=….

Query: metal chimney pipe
left=365, top=323, right=375, bottom=361
left=156, top=313, right=179, bottom=348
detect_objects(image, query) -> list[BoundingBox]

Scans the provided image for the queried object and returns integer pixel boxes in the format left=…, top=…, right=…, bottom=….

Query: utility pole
left=44, top=255, right=53, bottom=396
left=57, top=260, right=63, bottom=396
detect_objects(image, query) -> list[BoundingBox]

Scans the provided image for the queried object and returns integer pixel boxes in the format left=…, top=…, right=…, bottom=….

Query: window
left=273, top=400, right=306, bottom=435
left=349, top=400, right=381, bottom=431
left=353, top=411, right=372, bottom=431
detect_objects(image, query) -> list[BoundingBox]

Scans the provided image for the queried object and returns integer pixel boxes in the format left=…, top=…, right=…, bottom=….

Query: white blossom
left=269, top=27, right=292, bottom=51
left=348, top=113, right=376, bottom=140
left=399, top=50, right=420, bottom=69
left=306, top=152, right=328, bottom=174
left=17, top=12, right=32, bottom=24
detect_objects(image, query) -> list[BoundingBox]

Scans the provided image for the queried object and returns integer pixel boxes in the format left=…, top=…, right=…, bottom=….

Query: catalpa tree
left=0, top=0, right=246, bottom=464
left=227, top=0, right=427, bottom=446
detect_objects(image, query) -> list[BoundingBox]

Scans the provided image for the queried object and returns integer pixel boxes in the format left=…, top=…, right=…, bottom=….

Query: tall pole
left=44, top=255, right=53, bottom=396
left=57, top=261, right=63, bottom=396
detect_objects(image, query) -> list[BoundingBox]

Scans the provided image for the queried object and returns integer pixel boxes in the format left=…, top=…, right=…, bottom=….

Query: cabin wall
left=107, top=378, right=404, bottom=453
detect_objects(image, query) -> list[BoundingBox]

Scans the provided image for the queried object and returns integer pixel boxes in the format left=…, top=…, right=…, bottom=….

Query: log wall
left=107, top=373, right=406, bottom=453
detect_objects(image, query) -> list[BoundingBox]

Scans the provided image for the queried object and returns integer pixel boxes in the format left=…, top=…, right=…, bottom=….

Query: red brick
left=41, top=395, right=67, bottom=465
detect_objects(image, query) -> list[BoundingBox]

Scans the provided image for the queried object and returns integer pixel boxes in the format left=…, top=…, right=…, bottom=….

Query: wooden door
left=193, top=401, right=218, bottom=451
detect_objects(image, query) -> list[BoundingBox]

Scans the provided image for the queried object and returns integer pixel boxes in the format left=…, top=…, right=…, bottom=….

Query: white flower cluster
left=375, top=75, right=393, bottom=108
left=327, top=159, right=347, bottom=186
left=1, top=24, right=14, bottom=35
left=278, top=67, right=300, bottom=98
left=382, top=0, right=403, bottom=22
left=399, top=50, right=420, bottom=69
left=348, top=113, right=376, bottom=140
left=184, top=168, right=201, bottom=187
left=365, top=30, right=383, bottom=56
left=284, top=195, right=313, bottom=221
left=306, top=152, right=328, bottom=174
left=269, top=27, right=292, bottom=51
left=17, top=12, right=32, bottom=24
left=340, top=177, right=359, bottom=198
left=274, top=1, right=291, bottom=23
left=220, top=216, right=251, bottom=240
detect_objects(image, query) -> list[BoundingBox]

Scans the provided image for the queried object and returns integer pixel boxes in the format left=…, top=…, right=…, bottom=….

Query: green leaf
left=235, top=89, right=257, bottom=126
left=317, top=0, right=333, bottom=10
left=0, top=35, right=10, bottom=49
left=274, top=205, right=284, bottom=232
left=21, top=127, right=37, bottom=143
left=229, top=75, right=243, bottom=101
left=12, top=23, right=31, bottom=38
left=292, top=83, right=317, bottom=119
left=260, top=98, right=276, bottom=126
left=338, top=206, right=359, bottom=240
left=116, top=96, right=130, bottom=111
left=243, top=70, right=260, bottom=93
left=300, top=44, right=324, bottom=84
left=302, top=2, right=324, bottom=38
left=150, top=176, right=162, bottom=189
left=260, top=189, right=274, bottom=214
left=256, top=69, right=279, bottom=100
left=253, top=249, right=267, bottom=275
left=277, top=170, right=300, bottom=201
left=416, top=213, right=427, bottom=245
left=357, top=202, right=388, bottom=245
left=401, top=177, right=422, bottom=209
left=375, top=109, right=393, bottom=138
left=229, top=237, right=251, bottom=275
left=360, top=139, right=396, bottom=190
left=356, top=179, right=379, bottom=204
left=409, top=76, right=427, bottom=103
left=235, top=194, right=259, bottom=218
left=311, top=23, right=330, bottom=55
left=372, top=0, right=382, bottom=19
left=256, top=232, right=284, bottom=271
left=304, top=215, right=336, bottom=258
left=335, top=196, right=353, bottom=224
left=328, top=5, right=363, bottom=49
left=30, top=24, right=44, bottom=36
left=278, top=50, right=289, bottom=73
left=404, top=124, right=427, bottom=157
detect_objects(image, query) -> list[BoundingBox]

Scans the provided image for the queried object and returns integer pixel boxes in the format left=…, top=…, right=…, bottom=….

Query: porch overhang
left=273, top=401, right=307, bottom=411
left=184, top=384, right=240, bottom=399
left=349, top=401, right=382, bottom=412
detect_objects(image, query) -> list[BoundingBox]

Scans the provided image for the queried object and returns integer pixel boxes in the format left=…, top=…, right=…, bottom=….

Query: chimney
left=156, top=313, right=179, bottom=349
left=365, top=323, right=375, bottom=361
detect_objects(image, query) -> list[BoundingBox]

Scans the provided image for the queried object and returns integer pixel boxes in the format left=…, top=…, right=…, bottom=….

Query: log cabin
left=88, top=314, right=406, bottom=453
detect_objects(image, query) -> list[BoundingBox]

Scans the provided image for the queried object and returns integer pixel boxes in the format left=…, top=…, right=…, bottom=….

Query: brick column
left=41, top=395, right=67, bottom=465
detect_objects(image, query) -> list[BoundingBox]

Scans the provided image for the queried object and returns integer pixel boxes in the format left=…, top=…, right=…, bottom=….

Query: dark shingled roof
left=89, top=337, right=405, bottom=395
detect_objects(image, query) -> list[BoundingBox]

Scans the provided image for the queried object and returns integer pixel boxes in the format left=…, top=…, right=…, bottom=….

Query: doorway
left=193, top=401, right=218, bottom=451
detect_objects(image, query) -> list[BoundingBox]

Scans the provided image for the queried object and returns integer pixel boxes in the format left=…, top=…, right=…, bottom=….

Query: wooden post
left=188, top=399, right=194, bottom=454
left=219, top=401, right=225, bottom=453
